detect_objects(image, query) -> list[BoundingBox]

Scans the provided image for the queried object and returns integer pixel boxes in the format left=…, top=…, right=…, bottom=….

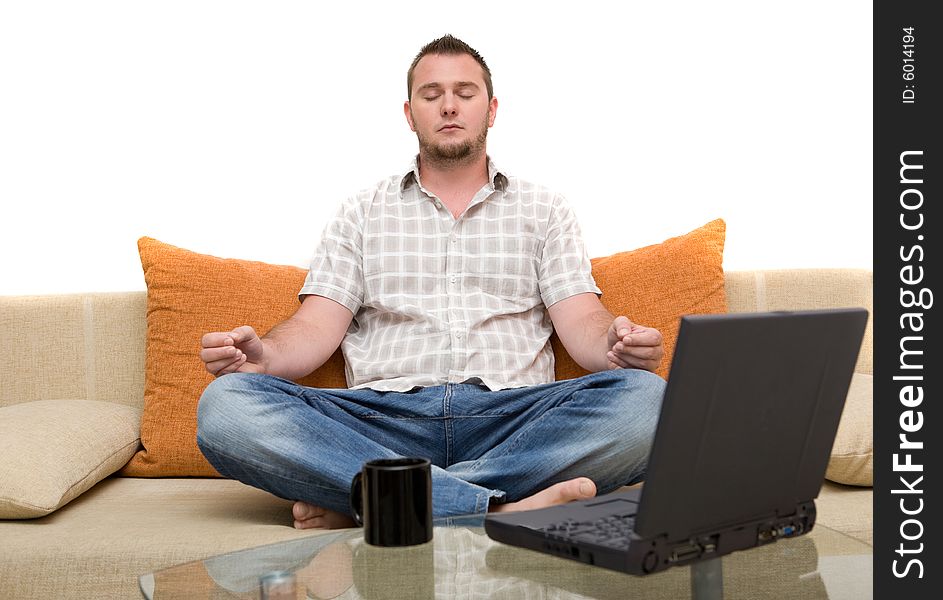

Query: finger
left=200, top=346, right=240, bottom=363
left=612, top=315, right=634, bottom=338
left=215, top=354, right=248, bottom=376
left=614, top=344, right=660, bottom=360
left=613, top=353, right=660, bottom=372
left=623, top=328, right=663, bottom=347
left=230, top=325, right=257, bottom=344
left=607, top=351, right=630, bottom=369
left=613, top=337, right=664, bottom=361
left=622, top=348, right=663, bottom=371
left=205, top=353, right=245, bottom=376
left=201, top=332, right=235, bottom=349
left=205, top=357, right=236, bottom=376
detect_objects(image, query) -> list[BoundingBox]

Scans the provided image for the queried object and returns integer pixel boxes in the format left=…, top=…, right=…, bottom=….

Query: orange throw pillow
left=552, top=219, right=728, bottom=381
left=121, top=238, right=346, bottom=477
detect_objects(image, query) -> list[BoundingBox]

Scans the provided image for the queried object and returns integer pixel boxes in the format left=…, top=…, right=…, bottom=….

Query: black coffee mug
left=350, top=457, right=433, bottom=547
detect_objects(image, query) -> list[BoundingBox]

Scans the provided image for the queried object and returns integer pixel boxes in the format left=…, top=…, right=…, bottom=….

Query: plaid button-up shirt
left=300, top=157, right=600, bottom=391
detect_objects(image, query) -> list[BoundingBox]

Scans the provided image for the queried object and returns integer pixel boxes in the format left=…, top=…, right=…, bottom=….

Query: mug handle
left=349, top=471, right=364, bottom=526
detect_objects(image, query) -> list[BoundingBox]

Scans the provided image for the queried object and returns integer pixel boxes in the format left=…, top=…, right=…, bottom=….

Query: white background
left=0, top=1, right=872, bottom=296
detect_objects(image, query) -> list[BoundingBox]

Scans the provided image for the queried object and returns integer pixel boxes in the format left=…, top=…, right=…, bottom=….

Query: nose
left=441, top=92, right=458, bottom=117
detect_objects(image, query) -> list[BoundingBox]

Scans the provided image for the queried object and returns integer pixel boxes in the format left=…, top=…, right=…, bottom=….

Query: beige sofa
left=0, top=269, right=873, bottom=599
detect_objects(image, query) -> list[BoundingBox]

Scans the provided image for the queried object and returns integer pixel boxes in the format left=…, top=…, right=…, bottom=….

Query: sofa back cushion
left=0, top=293, right=146, bottom=410
left=724, top=269, right=872, bottom=374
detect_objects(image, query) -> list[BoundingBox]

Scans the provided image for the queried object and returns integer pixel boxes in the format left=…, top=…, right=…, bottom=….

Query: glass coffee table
left=140, top=514, right=872, bottom=599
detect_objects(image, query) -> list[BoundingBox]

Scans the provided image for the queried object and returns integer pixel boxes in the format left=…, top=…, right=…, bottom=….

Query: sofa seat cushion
left=0, top=400, right=141, bottom=519
left=0, top=477, right=328, bottom=599
left=815, top=481, right=873, bottom=546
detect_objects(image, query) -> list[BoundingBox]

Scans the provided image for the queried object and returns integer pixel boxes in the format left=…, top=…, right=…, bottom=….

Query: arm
left=200, top=294, right=354, bottom=380
left=547, top=292, right=664, bottom=373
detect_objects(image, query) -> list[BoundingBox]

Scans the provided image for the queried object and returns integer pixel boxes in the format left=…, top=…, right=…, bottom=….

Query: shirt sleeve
left=537, top=194, right=602, bottom=308
left=298, top=195, right=365, bottom=313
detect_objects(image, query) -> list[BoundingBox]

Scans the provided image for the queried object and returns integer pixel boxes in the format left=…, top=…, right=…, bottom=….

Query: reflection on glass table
left=140, top=514, right=872, bottom=600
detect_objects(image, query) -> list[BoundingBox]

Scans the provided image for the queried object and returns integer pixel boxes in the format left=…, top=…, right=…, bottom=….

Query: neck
left=417, top=150, right=490, bottom=194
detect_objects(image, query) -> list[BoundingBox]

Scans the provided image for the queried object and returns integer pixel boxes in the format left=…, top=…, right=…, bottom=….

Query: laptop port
left=698, top=535, right=719, bottom=554
left=668, top=543, right=701, bottom=563
left=757, top=528, right=777, bottom=542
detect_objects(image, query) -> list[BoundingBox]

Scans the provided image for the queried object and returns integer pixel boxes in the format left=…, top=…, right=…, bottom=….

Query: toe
left=294, top=517, right=321, bottom=530
left=576, top=477, right=596, bottom=498
left=292, top=501, right=320, bottom=521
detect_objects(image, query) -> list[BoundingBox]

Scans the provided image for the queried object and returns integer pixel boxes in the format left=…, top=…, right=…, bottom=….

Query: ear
left=488, top=96, right=498, bottom=127
left=404, top=101, right=416, bottom=132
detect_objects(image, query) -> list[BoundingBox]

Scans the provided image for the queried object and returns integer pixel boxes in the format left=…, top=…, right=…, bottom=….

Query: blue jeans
left=196, top=369, right=665, bottom=518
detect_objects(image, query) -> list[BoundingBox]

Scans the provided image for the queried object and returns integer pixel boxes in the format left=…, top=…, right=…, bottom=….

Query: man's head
left=404, top=35, right=498, bottom=167
left=406, top=35, right=493, bottom=102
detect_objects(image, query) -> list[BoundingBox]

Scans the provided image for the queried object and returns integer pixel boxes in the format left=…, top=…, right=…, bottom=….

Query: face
left=404, top=53, right=498, bottom=165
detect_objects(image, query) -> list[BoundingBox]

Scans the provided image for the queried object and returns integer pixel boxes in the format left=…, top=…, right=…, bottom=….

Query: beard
left=415, top=116, right=489, bottom=167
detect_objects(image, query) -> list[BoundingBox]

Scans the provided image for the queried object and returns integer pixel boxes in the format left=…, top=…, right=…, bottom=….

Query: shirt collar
left=399, top=155, right=510, bottom=195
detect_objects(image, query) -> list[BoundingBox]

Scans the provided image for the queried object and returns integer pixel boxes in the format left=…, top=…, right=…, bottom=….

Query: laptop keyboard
left=538, top=513, right=637, bottom=550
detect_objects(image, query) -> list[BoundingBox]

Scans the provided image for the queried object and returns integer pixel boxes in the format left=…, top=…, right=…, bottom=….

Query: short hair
left=407, top=34, right=493, bottom=101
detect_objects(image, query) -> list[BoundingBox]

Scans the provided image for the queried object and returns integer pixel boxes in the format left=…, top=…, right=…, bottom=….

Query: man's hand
left=200, top=326, right=266, bottom=377
left=606, top=316, right=664, bottom=372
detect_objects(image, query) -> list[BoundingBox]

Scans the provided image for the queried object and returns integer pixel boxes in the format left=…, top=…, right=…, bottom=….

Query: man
left=197, top=35, right=666, bottom=530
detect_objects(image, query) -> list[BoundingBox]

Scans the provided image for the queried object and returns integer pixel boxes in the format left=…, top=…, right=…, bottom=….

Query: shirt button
left=450, top=276, right=457, bottom=284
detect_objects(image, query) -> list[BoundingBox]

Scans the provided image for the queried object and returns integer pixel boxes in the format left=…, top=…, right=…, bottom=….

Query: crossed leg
left=199, top=370, right=664, bottom=531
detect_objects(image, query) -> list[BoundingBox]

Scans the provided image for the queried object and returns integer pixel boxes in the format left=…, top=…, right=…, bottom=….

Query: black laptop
left=484, top=308, right=868, bottom=576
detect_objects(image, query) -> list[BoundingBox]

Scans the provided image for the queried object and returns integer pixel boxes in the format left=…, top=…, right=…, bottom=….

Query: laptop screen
left=634, top=309, right=867, bottom=541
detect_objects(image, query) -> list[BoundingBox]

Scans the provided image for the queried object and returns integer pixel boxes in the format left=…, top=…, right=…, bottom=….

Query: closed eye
left=424, top=94, right=474, bottom=101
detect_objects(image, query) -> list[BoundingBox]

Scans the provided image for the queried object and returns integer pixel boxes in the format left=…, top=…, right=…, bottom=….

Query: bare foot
left=292, top=501, right=356, bottom=530
left=490, top=477, right=597, bottom=513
